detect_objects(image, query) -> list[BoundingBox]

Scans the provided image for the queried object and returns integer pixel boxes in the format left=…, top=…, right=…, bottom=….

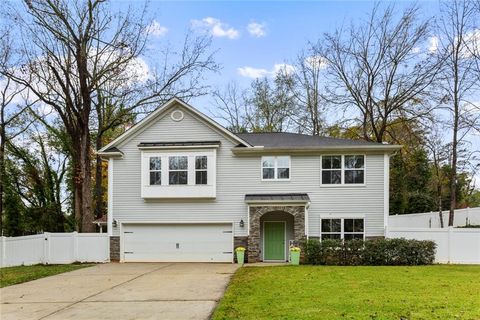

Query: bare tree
left=320, top=4, right=441, bottom=143
left=210, top=82, right=249, bottom=133
left=425, top=128, right=450, bottom=228
left=284, top=46, right=327, bottom=135
left=437, top=0, right=479, bottom=226
left=245, top=75, right=297, bottom=132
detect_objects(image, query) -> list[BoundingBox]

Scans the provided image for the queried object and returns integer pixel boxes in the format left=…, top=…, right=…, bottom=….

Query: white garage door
left=122, top=223, right=233, bottom=262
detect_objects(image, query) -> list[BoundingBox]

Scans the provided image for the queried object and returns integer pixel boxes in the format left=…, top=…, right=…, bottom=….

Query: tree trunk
left=449, top=57, right=460, bottom=227
left=438, top=193, right=444, bottom=229
left=73, top=128, right=95, bottom=232
left=449, top=127, right=457, bottom=226
left=94, top=133, right=105, bottom=219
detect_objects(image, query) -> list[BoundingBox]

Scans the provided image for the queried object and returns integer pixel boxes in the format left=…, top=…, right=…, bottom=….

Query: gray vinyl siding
left=111, top=103, right=386, bottom=237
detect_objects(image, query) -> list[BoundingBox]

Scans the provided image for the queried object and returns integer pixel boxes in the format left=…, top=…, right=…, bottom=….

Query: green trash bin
left=290, top=247, right=301, bottom=265
left=235, top=247, right=246, bottom=265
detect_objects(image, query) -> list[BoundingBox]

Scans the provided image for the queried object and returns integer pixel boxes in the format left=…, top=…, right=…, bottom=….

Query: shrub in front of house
left=302, top=238, right=436, bottom=266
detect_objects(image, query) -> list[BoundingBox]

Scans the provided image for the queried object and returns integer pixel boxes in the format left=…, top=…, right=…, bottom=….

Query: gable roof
left=98, top=97, right=252, bottom=155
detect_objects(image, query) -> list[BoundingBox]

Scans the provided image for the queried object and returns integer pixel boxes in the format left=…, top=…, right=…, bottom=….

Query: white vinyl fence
left=386, top=227, right=480, bottom=264
left=0, top=232, right=110, bottom=267
left=389, top=207, right=480, bottom=228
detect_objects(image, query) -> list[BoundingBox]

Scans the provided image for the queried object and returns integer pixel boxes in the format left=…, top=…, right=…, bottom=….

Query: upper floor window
left=321, top=218, right=364, bottom=240
left=142, top=150, right=216, bottom=199
left=169, top=156, right=188, bottom=185
left=321, top=155, right=365, bottom=185
left=149, top=157, right=162, bottom=185
left=262, top=156, right=290, bottom=180
left=195, top=156, right=208, bottom=185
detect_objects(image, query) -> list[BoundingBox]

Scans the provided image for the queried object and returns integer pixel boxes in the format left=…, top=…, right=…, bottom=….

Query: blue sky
left=111, top=0, right=442, bottom=109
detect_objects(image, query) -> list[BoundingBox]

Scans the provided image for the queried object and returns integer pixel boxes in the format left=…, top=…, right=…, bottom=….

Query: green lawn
left=0, top=264, right=92, bottom=288
left=213, top=265, right=480, bottom=320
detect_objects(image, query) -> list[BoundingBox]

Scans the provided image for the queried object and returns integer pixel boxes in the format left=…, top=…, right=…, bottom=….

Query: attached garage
left=121, top=223, right=233, bottom=262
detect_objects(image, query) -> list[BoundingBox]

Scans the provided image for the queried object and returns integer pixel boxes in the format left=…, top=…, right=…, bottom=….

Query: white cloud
left=192, top=17, right=239, bottom=39
left=146, top=20, right=168, bottom=37
left=429, top=36, right=439, bottom=53
left=238, top=63, right=295, bottom=79
left=237, top=66, right=270, bottom=78
left=464, top=28, right=480, bottom=57
left=247, top=22, right=266, bottom=37
left=304, top=56, right=328, bottom=69
left=273, top=63, right=295, bottom=75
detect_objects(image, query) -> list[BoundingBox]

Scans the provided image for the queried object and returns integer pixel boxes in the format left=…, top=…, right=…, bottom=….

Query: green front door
left=264, top=222, right=285, bottom=260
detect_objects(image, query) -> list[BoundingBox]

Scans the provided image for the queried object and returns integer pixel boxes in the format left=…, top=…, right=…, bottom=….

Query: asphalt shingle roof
left=236, top=132, right=384, bottom=148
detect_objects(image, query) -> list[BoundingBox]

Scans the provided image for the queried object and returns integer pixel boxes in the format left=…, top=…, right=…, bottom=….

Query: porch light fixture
left=239, top=219, right=245, bottom=228
left=113, top=219, right=118, bottom=228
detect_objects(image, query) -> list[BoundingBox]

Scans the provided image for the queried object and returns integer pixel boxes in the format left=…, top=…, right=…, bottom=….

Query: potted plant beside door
left=290, top=246, right=301, bottom=265
left=235, top=247, right=246, bottom=265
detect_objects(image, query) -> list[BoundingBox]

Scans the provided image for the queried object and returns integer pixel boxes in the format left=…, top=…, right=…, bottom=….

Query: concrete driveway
left=1, top=263, right=239, bottom=320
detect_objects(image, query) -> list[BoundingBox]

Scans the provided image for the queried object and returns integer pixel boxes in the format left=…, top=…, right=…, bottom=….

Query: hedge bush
left=303, top=238, right=436, bottom=266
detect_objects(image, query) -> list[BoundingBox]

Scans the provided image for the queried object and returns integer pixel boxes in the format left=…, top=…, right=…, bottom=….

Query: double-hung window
left=321, top=155, right=365, bottom=185
left=142, top=151, right=216, bottom=198
left=195, top=156, right=208, bottom=185
left=262, top=156, right=290, bottom=180
left=149, top=157, right=162, bottom=185
left=321, top=218, right=364, bottom=240
left=344, top=155, right=365, bottom=184
left=321, top=156, right=342, bottom=184
left=169, top=156, right=188, bottom=185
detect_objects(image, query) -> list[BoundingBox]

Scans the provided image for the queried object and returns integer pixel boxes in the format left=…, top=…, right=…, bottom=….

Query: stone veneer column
left=248, top=205, right=306, bottom=263
left=110, top=236, right=120, bottom=261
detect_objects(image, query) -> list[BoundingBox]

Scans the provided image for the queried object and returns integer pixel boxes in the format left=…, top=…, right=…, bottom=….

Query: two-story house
left=98, top=98, right=400, bottom=263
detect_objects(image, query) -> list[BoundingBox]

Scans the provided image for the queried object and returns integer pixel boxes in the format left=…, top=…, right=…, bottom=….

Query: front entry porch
left=244, top=193, right=309, bottom=263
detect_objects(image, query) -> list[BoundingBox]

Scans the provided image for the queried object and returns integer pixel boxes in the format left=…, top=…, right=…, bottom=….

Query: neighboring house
left=98, top=98, right=400, bottom=263
left=92, top=215, right=108, bottom=233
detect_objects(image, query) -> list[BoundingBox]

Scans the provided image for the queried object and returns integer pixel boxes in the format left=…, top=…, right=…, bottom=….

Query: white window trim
left=320, top=154, right=366, bottom=187
left=320, top=217, right=366, bottom=240
left=261, top=156, right=291, bottom=181
left=140, top=149, right=216, bottom=198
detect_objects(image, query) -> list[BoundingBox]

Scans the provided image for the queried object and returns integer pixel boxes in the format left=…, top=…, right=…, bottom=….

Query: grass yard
left=213, top=265, right=480, bottom=320
left=0, top=264, right=92, bottom=288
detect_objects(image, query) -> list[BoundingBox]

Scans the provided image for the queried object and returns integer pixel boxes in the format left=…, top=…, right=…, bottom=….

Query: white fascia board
left=138, top=144, right=220, bottom=150
left=99, top=97, right=252, bottom=153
